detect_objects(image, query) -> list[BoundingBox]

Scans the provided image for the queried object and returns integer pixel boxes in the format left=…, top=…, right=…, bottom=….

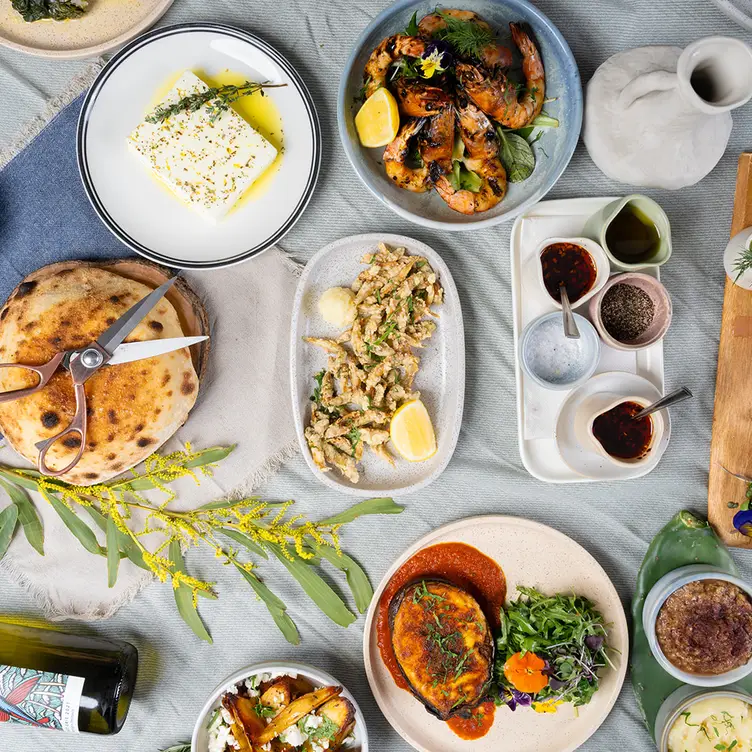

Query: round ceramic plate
left=338, top=0, right=582, bottom=230
left=0, top=0, right=173, bottom=59
left=363, top=515, right=629, bottom=752
left=78, top=23, right=321, bottom=270
left=290, top=233, right=465, bottom=496
left=555, top=371, right=671, bottom=481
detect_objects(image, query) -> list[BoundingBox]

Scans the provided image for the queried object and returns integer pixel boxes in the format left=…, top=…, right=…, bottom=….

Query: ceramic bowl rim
left=642, top=566, right=752, bottom=687
left=585, top=394, right=665, bottom=468
left=336, top=0, right=583, bottom=231
left=534, top=235, right=611, bottom=310
left=190, top=660, right=369, bottom=752
left=520, top=311, right=601, bottom=391
left=589, top=271, right=672, bottom=351
left=656, top=685, right=752, bottom=751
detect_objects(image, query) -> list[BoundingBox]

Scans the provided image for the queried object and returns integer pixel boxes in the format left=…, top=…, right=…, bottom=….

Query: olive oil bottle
left=0, top=621, right=137, bottom=734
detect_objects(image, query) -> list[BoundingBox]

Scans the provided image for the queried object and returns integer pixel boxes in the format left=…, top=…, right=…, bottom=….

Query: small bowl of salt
left=520, top=312, right=601, bottom=391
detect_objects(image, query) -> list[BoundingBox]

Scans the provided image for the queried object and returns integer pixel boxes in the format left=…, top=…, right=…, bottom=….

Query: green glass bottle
left=0, top=621, right=138, bottom=734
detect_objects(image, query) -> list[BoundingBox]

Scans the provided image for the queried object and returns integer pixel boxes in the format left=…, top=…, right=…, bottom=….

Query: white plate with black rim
left=78, top=23, right=321, bottom=270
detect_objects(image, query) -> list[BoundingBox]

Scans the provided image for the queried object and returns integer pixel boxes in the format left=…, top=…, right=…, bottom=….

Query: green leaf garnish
left=434, top=11, right=495, bottom=60
left=732, top=238, right=752, bottom=283
left=404, top=10, right=419, bottom=35
left=11, top=0, right=87, bottom=22
left=497, top=128, right=535, bottom=183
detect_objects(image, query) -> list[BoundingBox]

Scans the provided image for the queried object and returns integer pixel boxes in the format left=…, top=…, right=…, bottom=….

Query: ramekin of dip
left=644, top=565, right=752, bottom=687
left=656, top=684, right=752, bottom=752
left=519, top=312, right=601, bottom=391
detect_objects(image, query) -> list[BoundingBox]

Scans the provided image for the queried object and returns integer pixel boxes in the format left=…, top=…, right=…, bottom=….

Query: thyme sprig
left=0, top=445, right=403, bottom=644
left=145, top=81, right=288, bottom=124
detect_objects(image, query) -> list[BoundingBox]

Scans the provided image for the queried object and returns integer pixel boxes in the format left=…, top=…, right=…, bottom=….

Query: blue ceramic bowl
left=337, top=0, right=582, bottom=230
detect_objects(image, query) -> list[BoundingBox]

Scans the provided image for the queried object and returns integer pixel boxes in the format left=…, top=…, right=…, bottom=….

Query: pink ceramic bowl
left=589, top=272, right=672, bottom=351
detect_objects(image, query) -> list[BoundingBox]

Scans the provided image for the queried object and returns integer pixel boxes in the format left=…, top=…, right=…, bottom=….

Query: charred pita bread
left=0, top=267, right=200, bottom=485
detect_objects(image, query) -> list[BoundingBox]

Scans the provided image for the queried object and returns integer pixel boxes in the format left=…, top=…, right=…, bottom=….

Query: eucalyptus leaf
left=169, top=540, right=212, bottom=644
left=160, top=744, right=191, bottom=752
left=0, top=470, right=41, bottom=492
left=106, top=516, right=120, bottom=588
left=44, top=492, right=104, bottom=556
left=0, top=477, right=44, bottom=554
left=234, top=563, right=300, bottom=645
left=219, top=528, right=268, bottom=558
left=498, top=128, right=535, bottom=183
left=0, top=504, right=19, bottom=559
left=313, top=544, right=373, bottom=613
left=268, top=543, right=355, bottom=627
left=198, top=495, right=261, bottom=511
left=319, top=497, right=403, bottom=526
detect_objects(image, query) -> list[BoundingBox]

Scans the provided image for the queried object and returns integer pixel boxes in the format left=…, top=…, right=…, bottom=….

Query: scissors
left=0, top=277, right=208, bottom=477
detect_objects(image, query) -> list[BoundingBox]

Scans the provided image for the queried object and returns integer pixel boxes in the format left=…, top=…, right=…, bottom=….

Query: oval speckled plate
left=0, top=0, right=173, bottom=59
left=290, top=233, right=465, bottom=497
left=364, top=516, right=629, bottom=752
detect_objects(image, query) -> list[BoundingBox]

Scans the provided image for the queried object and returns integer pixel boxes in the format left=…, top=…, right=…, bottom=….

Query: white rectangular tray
left=510, top=197, right=665, bottom=483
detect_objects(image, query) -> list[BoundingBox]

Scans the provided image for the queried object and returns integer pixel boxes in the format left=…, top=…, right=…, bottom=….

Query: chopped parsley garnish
left=255, top=702, right=277, bottom=719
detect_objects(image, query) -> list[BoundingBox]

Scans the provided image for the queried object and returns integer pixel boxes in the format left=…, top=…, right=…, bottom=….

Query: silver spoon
left=559, top=283, right=580, bottom=339
left=631, top=386, right=693, bottom=420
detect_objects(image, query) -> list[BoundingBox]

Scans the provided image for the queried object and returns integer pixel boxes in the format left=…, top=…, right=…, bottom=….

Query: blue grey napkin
left=0, top=93, right=134, bottom=303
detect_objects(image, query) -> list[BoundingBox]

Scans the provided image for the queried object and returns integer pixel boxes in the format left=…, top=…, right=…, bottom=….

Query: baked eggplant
left=389, top=579, right=494, bottom=720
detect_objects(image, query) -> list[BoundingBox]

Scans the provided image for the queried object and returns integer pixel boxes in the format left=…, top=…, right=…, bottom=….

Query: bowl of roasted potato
left=192, top=662, right=368, bottom=752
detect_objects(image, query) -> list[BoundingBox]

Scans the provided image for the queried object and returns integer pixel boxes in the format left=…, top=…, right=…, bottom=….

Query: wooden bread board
left=16, top=259, right=210, bottom=379
left=708, top=153, right=752, bottom=546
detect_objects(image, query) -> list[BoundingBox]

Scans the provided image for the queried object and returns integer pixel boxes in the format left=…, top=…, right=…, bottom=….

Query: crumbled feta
left=244, top=678, right=260, bottom=698
left=311, top=741, right=330, bottom=752
left=128, top=71, right=277, bottom=222
left=301, top=712, right=323, bottom=732
left=220, top=708, right=234, bottom=725
left=226, top=684, right=239, bottom=695
left=260, top=745, right=271, bottom=752
left=279, top=723, right=308, bottom=747
left=208, top=722, right=237, bottom=752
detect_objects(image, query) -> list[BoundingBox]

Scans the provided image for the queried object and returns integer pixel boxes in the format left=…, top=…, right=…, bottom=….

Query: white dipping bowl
left=520, top=311, right=601, bottom=390
left=643, top=566, right=752, bottom=687
left=191, top=661, right=369, bottom=752
left=535, top=236, right=611, bottom=309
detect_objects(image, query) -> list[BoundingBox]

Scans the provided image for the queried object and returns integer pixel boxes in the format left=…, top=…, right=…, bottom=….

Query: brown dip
left=656, top=579, right=752, bottom=675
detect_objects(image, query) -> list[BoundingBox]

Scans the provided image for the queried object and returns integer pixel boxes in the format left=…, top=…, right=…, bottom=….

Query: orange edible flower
left=503, top=651, right=549, bottom=694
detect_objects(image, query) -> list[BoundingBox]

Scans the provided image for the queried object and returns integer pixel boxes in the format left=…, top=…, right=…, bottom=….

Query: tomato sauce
left=446, top=701, right=496, bottom=740
left=376, top=542, right=506, bottom=740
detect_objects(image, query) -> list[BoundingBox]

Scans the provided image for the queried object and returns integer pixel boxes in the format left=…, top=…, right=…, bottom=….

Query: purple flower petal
left=585, top=635, right=604, bottom=651
left=734, top=509, right=752, bottom=537
left=512, top=690, right=533, bottom=707
left=548, top=677, right=566, bottom=691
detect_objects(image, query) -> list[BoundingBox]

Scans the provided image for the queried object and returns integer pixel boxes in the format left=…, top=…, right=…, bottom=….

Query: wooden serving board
left=708, top=153, right=752, bottom=546
left=18, top=259, right=210, bottom=379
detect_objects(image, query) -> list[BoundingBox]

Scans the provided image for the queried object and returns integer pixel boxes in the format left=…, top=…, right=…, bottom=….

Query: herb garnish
left=404, top=10, right=420, bottom=36
left=145, top=81, right=287, bottom=124
left=255, top=702, right=277, bottom=719
left=433, top=11, right=495, bottom=60
left=732, top=238, right=752, bottom=283
left=11, top=0, right=86, bottom=22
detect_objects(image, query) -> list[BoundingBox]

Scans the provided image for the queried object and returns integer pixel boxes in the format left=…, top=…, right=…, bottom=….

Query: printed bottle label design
left=0, top=664, right=84, bottom=733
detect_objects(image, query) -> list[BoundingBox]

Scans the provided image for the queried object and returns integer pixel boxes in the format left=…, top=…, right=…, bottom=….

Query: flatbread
left=0, top=267, right=200, bottom=485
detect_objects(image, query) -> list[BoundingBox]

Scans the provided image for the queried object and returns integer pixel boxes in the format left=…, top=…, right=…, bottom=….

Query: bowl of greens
left=337, top=0, right=582, bottom=230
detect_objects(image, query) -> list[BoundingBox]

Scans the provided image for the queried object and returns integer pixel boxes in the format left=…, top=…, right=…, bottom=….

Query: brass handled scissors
left=0, top=277, right=208, bottom=477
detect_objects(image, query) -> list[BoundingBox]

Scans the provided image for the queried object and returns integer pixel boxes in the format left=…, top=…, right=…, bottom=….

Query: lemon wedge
left=390, top=400, right=437, bottom=462
left=354, top=88, right=400, bottom=148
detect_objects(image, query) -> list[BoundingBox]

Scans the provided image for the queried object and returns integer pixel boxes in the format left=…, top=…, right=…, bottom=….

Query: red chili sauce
left=376, top=542, right=506, bottom=740
left=540, top=242, right=597, bottom=303
left=592, top=400, right=653, bottom=460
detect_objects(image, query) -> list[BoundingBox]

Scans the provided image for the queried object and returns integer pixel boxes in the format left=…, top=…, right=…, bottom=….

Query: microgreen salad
left=494, top=587, right=613, bottom=714
left=207, top=671, right=357, bottom=752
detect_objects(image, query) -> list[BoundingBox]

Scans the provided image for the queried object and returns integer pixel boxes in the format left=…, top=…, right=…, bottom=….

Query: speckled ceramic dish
left=0, top=0, right=173, bottom=59
left=191, top=661, right=368, bottom=752
left=290, top=233, right=464, bottom=497
left=363, top=515, right=629, bottom=752
left=338, top=0, right=582, bottom=230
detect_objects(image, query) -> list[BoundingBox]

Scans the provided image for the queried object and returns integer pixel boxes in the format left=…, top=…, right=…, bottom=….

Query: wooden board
left=709, top=153, right=752, bottom=546
left=16, top=259, right=210, bottom=379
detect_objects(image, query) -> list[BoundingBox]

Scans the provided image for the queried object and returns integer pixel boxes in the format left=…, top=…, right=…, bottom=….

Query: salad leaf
left=495, top=586, right=611, bottom=709
left=447, top=161, right=482, bottom=193
left=404, top=10, right=419, bottom=36
left=11, top=0, right=87, bottom=22
left=497, top=129, right=535, bottom=183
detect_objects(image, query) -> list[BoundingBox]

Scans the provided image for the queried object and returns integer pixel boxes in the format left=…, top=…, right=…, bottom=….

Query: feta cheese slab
left=128, top=71, right=278, bottom=222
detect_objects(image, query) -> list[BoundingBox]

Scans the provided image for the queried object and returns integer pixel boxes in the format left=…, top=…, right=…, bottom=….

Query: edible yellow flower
left=532, top=698, right=563, bottom=714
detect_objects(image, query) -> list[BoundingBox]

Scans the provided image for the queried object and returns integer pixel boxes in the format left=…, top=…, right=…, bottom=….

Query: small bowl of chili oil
left=589, top=272, right=673, bottom=351
left=535, top=236, right=610, bottom=310
left=576, top=393, right=665, bottom=468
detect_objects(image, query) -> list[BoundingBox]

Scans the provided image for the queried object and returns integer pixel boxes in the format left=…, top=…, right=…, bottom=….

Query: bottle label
left=0, top=664, right=84, bottom=733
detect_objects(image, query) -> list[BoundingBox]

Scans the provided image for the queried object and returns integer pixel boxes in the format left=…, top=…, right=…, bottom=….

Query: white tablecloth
left=1, top=1, right=751, bottom=750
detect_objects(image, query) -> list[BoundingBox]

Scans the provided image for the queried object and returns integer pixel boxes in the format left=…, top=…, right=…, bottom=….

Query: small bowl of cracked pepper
left=589, top=272, right=672, bottom=351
